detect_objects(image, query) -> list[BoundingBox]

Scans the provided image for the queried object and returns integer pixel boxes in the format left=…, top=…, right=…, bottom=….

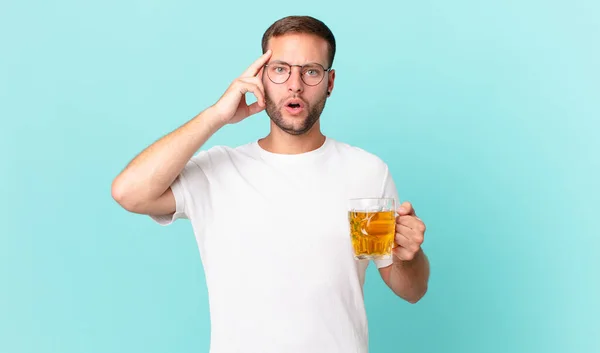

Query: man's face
left=262, top=33, right=335, bottom=136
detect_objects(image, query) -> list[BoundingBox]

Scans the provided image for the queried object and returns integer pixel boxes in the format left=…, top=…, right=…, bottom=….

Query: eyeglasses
left=264, top=61, right=332, bottom=86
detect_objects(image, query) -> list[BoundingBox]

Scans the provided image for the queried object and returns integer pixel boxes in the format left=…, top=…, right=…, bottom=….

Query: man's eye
left=303, top=67, right=322, bottom=76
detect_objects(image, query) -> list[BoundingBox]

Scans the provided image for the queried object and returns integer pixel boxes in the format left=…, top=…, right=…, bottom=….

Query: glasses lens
left=301, top=64, right=325, bottom=86
left=267, top=64, right=290, bottom=84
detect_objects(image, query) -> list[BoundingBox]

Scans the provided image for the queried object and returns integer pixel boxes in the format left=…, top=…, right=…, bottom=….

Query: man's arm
left=111, top=107, right=223, bottom=215
left=379, top=249, right=430, bottom=303
left=111, top=50, right=272, bottom=216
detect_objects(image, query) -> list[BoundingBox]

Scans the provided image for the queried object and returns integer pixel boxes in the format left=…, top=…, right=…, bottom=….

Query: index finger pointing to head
left=242, top=49, right=272, bottom=77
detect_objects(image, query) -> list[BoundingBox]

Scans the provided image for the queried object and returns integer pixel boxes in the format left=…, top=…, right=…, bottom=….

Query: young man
left=112, top=15, right=429, bottom=353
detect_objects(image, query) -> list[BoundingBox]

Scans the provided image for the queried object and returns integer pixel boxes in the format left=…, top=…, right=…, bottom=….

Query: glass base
left=354, top=253, right=392, bottom=260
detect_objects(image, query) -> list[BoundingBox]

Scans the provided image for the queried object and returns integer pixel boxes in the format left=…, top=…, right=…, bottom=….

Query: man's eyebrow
left=268, top=60, right=326, bottom=67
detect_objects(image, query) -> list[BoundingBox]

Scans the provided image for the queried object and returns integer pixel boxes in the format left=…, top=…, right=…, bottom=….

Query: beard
left=264, top=92, right=328, bottom=136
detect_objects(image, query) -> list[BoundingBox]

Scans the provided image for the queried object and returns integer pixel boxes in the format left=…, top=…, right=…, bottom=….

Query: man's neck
left=258, top=123, right=326, bottom=155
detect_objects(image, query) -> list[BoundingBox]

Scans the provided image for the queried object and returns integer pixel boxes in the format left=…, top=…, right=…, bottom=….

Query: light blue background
left=1, top=0, right=598, bottom=352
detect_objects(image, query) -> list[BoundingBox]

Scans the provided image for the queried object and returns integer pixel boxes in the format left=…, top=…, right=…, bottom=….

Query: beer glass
left=348, top=198, right=396, bottom=260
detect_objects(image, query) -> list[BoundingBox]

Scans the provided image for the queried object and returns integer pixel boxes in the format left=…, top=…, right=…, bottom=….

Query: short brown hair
left=261, top=16, right=336, bottom=68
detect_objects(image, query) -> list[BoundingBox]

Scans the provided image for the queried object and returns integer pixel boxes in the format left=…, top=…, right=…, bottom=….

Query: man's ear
left=327, top=69, right=336, bottom=96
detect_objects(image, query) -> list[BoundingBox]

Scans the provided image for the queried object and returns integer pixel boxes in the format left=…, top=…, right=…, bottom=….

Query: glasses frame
left=263, top=61, right=332, bottom=86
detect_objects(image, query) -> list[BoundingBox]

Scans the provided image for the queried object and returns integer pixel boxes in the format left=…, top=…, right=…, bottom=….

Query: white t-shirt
left=152, top=137, right=400, bottom=353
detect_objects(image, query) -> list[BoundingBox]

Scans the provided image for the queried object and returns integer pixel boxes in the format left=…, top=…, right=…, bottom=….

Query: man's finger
left=247, top=101, right=266, bottom=116
left=240, top=77, right=266, bottom=107
left=241, top=50, right=272, bottom=77
left=397, top=215, right=426, bottom=234
left=396, top=223, right=424, bottom=247
left=235, top=79, right=265, bottom=104
left=396, top=201, right=415, bottom=216
left=394, top=226, right=412, bottom=247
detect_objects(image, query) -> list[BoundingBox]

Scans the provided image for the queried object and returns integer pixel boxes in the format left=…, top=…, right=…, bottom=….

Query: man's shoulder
left=329, top=138, right=388, bottom=167
left=201, top=140, right=255, bottom=152
left=188, top=141, right=257, bottom=167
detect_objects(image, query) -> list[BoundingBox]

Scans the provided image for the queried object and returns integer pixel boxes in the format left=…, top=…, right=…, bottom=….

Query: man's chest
left=203, top=172, right=357, bottom=278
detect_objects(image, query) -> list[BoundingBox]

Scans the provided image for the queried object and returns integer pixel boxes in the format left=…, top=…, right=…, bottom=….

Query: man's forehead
left=266, top=33, right=329, bottom=65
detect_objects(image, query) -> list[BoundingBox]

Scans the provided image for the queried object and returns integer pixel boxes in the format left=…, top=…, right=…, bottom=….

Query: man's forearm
left=112, top=107, right=223, bottom=207
left=389, top=249, right=430, bottom=303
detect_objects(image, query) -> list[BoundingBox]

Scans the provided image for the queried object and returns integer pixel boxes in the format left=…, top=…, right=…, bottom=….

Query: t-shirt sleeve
left=149, top=152, right=211, bottom=226
left=373, top=164, right=400, bottom=269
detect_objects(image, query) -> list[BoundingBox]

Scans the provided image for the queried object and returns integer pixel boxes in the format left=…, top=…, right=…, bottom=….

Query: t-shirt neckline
left=253, top=136, right=332, bottom=163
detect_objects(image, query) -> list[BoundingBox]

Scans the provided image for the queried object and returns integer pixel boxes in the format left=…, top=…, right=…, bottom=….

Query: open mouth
left=284, top=100, right=305, bottom=115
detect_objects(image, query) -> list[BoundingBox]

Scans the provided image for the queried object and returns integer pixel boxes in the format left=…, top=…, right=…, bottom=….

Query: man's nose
left=287, top=67, right=304, bottom=94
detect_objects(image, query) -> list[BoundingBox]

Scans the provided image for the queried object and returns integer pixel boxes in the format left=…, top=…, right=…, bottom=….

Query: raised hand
left=211, top=50, right=272, bottom=125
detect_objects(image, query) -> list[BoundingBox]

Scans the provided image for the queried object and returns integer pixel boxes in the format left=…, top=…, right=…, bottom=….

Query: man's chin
left=265, top=106, right=319, bottom=135
left=269, top=117, right=306, bottom=134
left=281, top=126, right=311, bottom=136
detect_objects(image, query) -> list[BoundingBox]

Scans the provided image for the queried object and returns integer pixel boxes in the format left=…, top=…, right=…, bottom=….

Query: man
left=112, top=15, right=429, bottom=353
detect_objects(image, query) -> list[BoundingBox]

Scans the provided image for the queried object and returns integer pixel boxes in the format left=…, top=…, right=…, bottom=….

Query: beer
left=348, top=210, right=396, bottom=259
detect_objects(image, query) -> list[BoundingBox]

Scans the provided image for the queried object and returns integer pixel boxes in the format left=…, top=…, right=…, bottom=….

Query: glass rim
left=348, top=197, right=395, bottom=201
